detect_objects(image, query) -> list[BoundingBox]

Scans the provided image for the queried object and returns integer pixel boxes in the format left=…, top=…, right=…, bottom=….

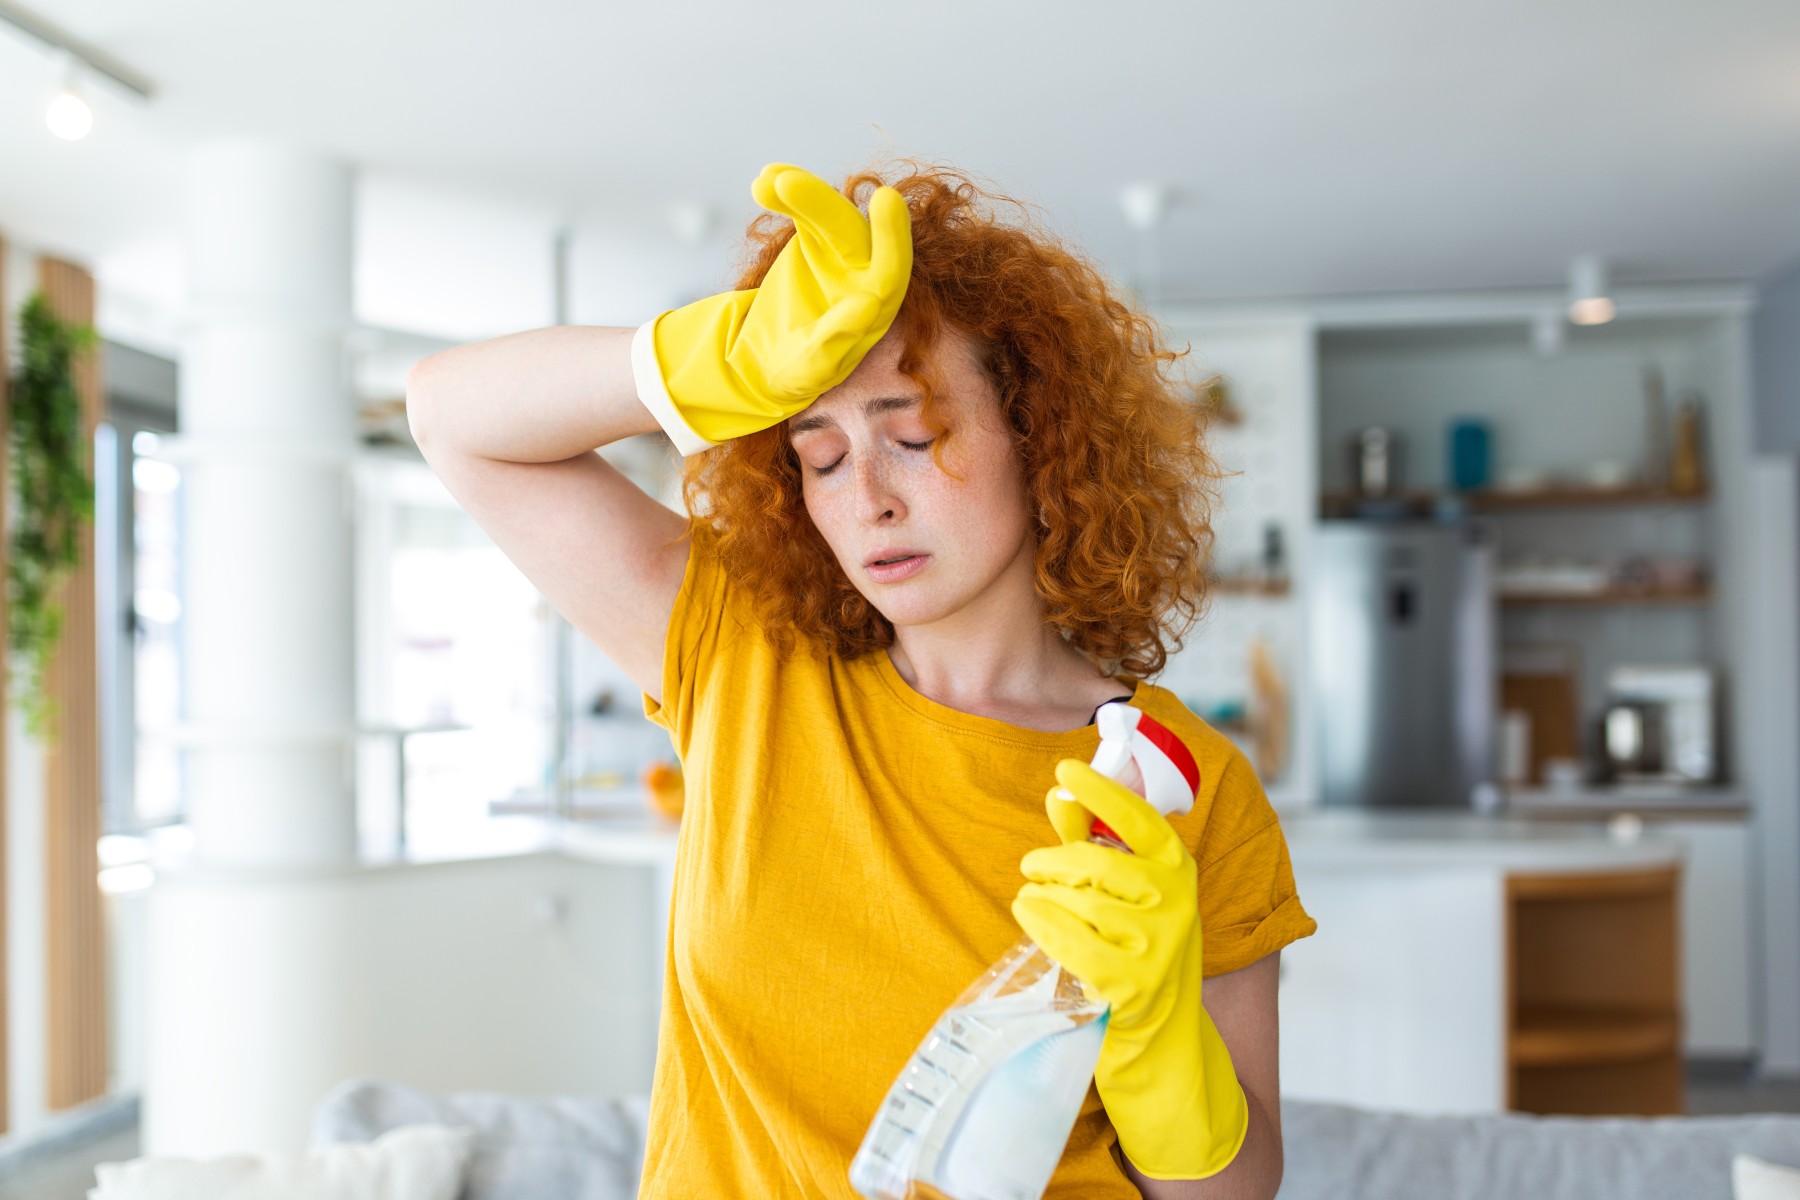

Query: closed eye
left=809, top=439, right=934, bottom=477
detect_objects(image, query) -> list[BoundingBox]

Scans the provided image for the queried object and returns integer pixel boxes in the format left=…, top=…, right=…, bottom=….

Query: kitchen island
left=1275, top=808, right=1687, bottom=1116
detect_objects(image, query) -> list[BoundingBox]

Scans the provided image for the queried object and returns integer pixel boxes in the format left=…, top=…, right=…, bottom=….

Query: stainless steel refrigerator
left=1309, top=521, right=1498, bottom=808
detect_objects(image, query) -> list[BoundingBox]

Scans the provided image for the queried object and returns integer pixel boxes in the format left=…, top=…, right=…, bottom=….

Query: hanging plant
left=8, top=289, right=97, bottom=742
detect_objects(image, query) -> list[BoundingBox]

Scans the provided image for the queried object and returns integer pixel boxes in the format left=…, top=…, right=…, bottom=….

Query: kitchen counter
left=1280, top=808, right=1686, bottom=873
left=1277, top=808, right=1697, bottom=1116
left=1502, top=783, right=1749, bottom=821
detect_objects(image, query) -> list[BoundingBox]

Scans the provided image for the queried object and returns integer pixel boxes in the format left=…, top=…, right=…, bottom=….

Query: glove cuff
left=1120, top=1075, right=1249, bottom=1180
left=631, top=315, right=717, bottom=457
left=1101, top=1005, right=1252, bottom=1180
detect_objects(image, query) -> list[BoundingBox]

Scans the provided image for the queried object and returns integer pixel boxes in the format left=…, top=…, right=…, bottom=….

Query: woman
left=406, top=160, right=1315, bottom=1199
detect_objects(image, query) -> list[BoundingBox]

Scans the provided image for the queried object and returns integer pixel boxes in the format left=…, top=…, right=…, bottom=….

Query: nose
left=852, top=454, right=906, bottom=525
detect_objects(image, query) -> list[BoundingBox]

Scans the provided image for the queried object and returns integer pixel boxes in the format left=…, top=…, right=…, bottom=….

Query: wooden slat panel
left=38, top=256, right=107, bottom=1111
left=0, top=231, right=12, bottom=1135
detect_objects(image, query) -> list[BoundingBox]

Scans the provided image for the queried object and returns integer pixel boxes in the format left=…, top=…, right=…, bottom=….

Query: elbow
left=403, top=357, right=437, bottom=450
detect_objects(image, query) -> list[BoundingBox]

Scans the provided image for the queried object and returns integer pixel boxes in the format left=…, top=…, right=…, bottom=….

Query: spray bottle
left=849, top=701, right=1200, bottom=1200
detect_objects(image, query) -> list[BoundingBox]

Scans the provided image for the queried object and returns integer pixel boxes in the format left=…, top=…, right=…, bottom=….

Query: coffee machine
left=1599, top=665, right=1719, bottom=784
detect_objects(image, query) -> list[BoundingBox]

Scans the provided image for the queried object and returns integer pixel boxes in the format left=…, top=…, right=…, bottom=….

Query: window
left=354, top=455, right=558, bottom=853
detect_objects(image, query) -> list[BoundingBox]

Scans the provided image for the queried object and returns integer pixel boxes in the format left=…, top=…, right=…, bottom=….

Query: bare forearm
left=405, top=324, right=659, bottom=462
left=1124, top=1086, right=1282, bottom=1200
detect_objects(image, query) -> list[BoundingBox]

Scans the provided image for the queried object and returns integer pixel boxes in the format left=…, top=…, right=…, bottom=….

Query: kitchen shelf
left=1319, top=491, right=1439, bottom=518
left=1510, top=1007, right=1680, bottom=1067
left=1470, top=484, right=1710, bottom=511
left=1498, top=584, right=1712, bottom=607
left=1209, top=574, right=1291, bottom=598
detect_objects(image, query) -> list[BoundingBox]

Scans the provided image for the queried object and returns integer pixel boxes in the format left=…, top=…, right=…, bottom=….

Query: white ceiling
left=4, top=0, right=1800, bottom=361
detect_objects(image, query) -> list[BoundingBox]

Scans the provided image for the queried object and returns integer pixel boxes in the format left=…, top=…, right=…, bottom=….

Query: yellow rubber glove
left=1011, top=759, right=1250, bottom=1181
left=630, top=163, right=913, bottom=455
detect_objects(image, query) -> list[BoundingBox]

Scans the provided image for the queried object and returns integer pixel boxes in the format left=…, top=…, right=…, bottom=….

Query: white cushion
left=1735, top=1153, right=1800, bottom=1200
left=88, top=1123, right=471, bottom=1200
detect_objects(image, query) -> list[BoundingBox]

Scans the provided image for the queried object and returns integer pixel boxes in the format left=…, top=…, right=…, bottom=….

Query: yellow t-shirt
left=640, top=529, right=1317, bottom=1198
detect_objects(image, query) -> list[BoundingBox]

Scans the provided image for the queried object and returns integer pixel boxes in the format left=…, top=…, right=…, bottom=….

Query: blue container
left=1449, top=419, right=1492, bottom=492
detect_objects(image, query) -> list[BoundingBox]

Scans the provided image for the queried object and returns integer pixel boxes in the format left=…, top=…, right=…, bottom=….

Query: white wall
left=1157, top=315, right=1319, bottom=809
left=4, top=704, right=47, bottom=1141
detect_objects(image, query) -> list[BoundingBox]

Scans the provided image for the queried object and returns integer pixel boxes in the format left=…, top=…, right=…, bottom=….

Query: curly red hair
left=679, top=160, right=1222, bottom=679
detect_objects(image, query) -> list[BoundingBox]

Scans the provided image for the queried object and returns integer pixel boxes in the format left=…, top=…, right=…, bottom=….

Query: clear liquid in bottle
left=848, top=936, right=1108, bottom=1200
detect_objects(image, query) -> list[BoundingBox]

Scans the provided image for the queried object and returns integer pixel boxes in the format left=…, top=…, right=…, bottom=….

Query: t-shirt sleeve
left=1192, top=747, right=1317, bottom=977
left=640, top=525, right=734, bottom=761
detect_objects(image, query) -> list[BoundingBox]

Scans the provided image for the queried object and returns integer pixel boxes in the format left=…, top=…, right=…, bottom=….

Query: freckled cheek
left=917, top=469, right=1028, bottom=555
left=951, top=466, right=1032, bottom=554
left=801, top=484, right=859, bottom=560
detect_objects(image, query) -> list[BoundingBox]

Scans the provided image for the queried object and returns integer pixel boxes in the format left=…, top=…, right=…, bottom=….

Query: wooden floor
left=6, top=1068, right=1800, bottom=1200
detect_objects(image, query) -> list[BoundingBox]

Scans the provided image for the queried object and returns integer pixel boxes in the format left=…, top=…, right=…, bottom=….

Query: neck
left=885, top=540, right=1114, bottom=724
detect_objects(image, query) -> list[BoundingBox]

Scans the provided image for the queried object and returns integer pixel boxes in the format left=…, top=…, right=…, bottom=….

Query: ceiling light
left=1567, top=253, right=1616, bottom=325
left=45, top=64, right=92, bottom=140
left=1119, top=183, right=1173, bottom=233
left=0, top=0, right=154, bottom=138
left=1119, top=182, right=1176, bottom=309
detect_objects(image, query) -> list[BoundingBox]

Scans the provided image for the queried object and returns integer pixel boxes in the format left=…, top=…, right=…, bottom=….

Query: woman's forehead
left=789, top=326, right=996, bottom=437
left=788, top=392, right=922, bottom=436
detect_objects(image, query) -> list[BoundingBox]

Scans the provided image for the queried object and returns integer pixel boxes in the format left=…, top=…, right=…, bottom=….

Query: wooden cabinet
left=1506, top=865, right=1683, bottom=1114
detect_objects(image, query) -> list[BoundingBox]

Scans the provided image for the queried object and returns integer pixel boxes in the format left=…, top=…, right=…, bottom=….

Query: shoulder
left=677, top=521, right=764, bottom=645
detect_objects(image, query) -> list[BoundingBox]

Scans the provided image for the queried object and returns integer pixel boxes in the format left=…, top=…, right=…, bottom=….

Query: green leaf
left=7, top=289, right=97, bottom=748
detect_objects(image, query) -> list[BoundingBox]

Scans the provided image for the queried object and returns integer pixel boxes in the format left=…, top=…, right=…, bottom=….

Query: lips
left=865, top=548, right=928, bottom=568
left=864, top=550, right=930, bottom=583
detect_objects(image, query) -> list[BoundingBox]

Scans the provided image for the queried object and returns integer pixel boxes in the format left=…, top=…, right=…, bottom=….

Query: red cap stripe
left=1133, top=713, right=1201, bottom=799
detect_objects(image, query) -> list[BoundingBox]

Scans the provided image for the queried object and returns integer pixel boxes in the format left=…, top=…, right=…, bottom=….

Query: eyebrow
left=787, top=395, right=920, bottom=436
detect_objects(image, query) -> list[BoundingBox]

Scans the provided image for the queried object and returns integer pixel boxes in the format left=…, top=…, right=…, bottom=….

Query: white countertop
left=557, top=812, right=680, bottom=865
left=1281, top=808, right=1685, bottom=872
left=122, top=804, right=1679, bottom=886
left=552, top=806, right=1684, bottom=875
left=1502, top=782, right=1749, bottom=817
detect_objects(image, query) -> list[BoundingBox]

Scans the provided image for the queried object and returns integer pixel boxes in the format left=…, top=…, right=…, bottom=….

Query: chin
left=856, top=578, right=970, bottom=630
left=865, top=592, right=957, bottom=630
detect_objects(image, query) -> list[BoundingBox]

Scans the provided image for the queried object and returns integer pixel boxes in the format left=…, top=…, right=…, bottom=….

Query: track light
left=1567, top=253, right=1615, bottom=326
left=0, top=0, right=154, bottom=140
left=45, top=55, right=92, bottom=140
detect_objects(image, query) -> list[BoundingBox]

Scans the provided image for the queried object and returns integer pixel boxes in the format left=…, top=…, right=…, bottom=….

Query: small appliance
left=1600, top=665, right=1718, bottom=783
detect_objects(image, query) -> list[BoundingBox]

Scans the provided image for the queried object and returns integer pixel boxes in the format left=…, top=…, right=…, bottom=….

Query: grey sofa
left=314, top=1079, right=1800, bottom=1199
left=1279, top=1097, right=1800, bottom=1200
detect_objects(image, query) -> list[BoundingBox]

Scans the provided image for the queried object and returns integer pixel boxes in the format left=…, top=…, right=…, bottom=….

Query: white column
left=144, top=139, right=359, bottom=1155
left=173, top=138, right=358, bottom=867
